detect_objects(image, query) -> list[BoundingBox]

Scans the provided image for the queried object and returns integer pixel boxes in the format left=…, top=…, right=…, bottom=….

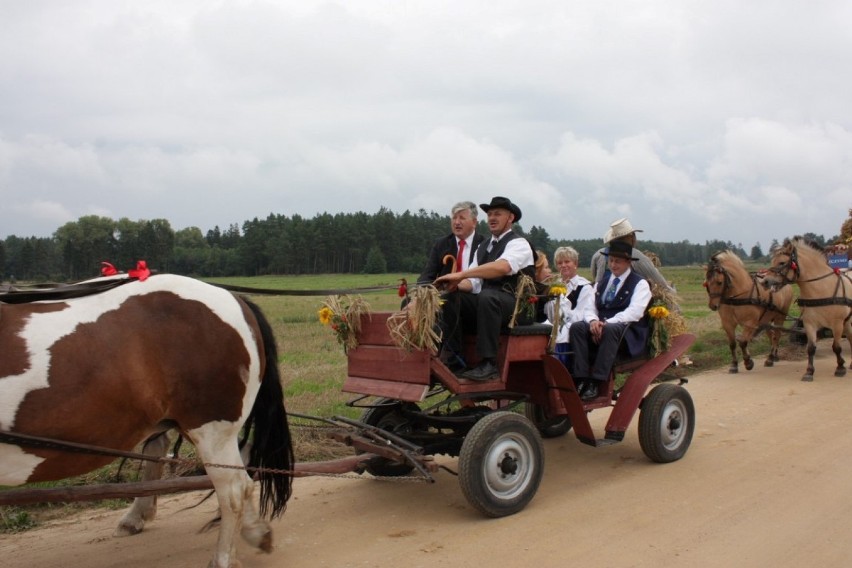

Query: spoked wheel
left=522, top=402, right=572, bottom=438
left=458, top=411, right=544, bottom=518
left=360, top=398, right=423, bottom=476
left=638, top=384, right=695, bottom=463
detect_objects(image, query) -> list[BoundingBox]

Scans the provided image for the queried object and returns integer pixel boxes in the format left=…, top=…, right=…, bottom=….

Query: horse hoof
left=114, top=522, right=144, bottom=537
left=764, top=360, right=774, bottom=367
left=258, top=531, right=273, bottom=553
left=835, top=368, right=847, bottom=377
left=728, top=368, right=738, bottom=374
left=801, top=375, right=814, bottom=382
left=744, top=360, right=754, bottom=371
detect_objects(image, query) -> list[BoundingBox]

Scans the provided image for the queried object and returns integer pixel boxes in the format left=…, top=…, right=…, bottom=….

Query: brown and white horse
left=704, top=251, right=793, bottom=373
left=0, top=274, right=294, bottom=567
left=765, top=237, right=852, bottom=381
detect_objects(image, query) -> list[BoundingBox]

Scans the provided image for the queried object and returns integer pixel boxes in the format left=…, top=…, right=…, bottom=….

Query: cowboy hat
left=602, top=240, right=639, bottom=261
left=603, top=217, right=643, bottom=243
left=480, top=196, right=522, bottom=223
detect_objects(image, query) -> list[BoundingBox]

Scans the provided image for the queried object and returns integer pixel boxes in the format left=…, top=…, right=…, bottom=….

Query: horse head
left=703, top=252, right=729, bottom=311
left=766, top=238, right=800, bottom=287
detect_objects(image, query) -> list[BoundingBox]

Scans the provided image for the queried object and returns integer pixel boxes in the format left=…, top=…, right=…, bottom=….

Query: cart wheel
left=522, top=402, right=572, bottom=438
left=458, top=411, right=544, bottom=518
left=638, top=384, right=695, bottom=463
left=360, top=399, right=422, bottom=477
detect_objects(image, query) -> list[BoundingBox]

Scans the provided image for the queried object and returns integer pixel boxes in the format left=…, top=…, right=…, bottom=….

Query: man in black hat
left=433, top=196, right=535, bottom=381
left=569, top=240, right=652, bottom=400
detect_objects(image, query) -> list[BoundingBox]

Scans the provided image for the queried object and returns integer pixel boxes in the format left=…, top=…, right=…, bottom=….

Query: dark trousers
left=569, top=321, right=629, bottom=383
left=440, top=287, right=517, bottom=361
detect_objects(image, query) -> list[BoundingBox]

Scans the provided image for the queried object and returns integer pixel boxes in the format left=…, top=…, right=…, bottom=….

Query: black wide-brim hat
left=602, top=239, right=639, bottom=261
left=480, top=196, right=522, bottom=223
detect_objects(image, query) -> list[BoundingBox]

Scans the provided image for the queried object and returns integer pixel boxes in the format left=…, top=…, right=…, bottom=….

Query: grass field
left=1, top=265, right=804, bottom=531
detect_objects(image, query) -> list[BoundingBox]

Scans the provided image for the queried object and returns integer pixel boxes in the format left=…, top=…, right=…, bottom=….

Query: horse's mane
left=786, top=235, right=825, bottom=254
left=710, top=249, right=745, bottom=270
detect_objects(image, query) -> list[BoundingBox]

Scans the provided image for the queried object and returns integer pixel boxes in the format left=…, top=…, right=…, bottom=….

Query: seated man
left=434, top=196, right=535, bottom=381
left=418, top=201, right=484, bottom=284
left=569, top=240, right=651, bottom=400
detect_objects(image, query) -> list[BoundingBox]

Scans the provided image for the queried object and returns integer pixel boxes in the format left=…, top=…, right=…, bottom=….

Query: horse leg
left=832, top=337, right=846, bottom=377
left=803, top=341, right=816, bottom=382
left=722, top=324, right=739, bottom=373
left=764, top=328, right=779, bottom=367
left=114, top=431, right=170, bottom=537
left=191, top=424, right=269, bottom=568
left=240, top=501, right=273, bottom=553
left=738, top=334, right=754, bottom=371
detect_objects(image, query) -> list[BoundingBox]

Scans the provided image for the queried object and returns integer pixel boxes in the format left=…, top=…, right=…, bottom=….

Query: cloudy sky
left=1, top=1, right=850, bottom=250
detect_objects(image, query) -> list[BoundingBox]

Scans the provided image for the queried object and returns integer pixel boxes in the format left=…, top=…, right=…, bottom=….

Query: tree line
left=0, top=207, right=840, bottom=282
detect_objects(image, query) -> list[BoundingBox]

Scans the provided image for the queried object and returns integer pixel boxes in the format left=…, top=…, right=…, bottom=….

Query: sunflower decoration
left=646, top=283, right=687, bottom=356
left=544, top=277, right=568, bottom=352
left=318, top=294, right=371, bottom=352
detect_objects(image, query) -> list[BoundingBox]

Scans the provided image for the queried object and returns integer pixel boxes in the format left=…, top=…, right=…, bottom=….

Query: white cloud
left=1, top=1, right=850, bottom=248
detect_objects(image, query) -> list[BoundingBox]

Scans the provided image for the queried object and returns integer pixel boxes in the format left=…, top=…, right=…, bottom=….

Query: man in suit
left=418, top=201, right=484, bottom=284
left=569, top=240, right=652, bottom=400
left=433, top=196, right=535, bottom=381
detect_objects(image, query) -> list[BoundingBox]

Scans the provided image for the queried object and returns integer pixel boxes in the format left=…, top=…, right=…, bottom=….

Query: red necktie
left=456, top=239, right=466, bottom=272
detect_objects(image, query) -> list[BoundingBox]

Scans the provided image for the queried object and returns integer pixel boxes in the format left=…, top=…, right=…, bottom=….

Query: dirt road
left=3, top=344, right=852, bottom=568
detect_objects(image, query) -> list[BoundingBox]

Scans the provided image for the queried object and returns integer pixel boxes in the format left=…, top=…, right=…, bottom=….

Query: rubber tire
left=360, top=399, right=422, bottom=477
left=458, top=411, right=545, bottom=518
left=522, top=402, right=572, bottom=438
left=638, top=384, right=695, bottom=463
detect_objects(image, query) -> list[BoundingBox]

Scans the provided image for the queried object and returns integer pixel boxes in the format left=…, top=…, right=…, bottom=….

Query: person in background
left=570, top=240, right=651, bottom=401
left=434, top=196, right=535, bottom=381
left=532, top=250, right=553, bottom=323
left=590, top=218, right=674, bottom=293
left=544, top=246, right=595, bottom=367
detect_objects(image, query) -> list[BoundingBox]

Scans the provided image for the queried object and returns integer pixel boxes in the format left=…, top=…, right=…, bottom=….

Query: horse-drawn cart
left=340, top=312, right=697, bottom=517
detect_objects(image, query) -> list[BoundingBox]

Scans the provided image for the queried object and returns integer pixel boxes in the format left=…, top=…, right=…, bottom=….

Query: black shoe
left=574, top=379, right=587, bottom=394
left=580, top=382, right=599, bottom=401
left=461, top=361, right=499, bottom=381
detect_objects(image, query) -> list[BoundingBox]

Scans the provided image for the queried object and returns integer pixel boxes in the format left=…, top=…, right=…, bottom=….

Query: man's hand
left=434, top=271, right=469, bottom=293
left=590, top=319, right=605, bottom=344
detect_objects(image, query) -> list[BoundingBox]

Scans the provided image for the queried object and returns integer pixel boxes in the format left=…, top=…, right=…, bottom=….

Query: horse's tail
left=241, top=297, right=295, bottom=519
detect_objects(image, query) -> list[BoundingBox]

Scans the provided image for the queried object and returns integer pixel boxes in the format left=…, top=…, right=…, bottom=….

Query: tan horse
left=704, top=251, right=793, bottom=373
left=765, top=237, right=852, bottom=381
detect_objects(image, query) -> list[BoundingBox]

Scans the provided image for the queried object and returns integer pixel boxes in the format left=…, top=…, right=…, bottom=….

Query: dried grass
left=386, top=285, right=442, bottom=353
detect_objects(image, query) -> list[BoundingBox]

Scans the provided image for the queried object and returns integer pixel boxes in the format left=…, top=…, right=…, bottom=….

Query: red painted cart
left=343, top=313, right=696, bottom=517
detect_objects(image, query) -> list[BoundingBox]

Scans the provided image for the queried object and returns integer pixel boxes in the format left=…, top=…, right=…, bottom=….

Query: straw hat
left=603, top=217, right=643, bottom=243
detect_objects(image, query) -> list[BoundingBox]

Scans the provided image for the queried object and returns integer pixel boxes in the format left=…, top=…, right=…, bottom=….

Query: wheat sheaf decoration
left=318, top=294, right=371, bottom=352
left=646, top=283, right=688, bottom=356
left=387, top=285, right=443, bottom=353
left=509, top=272, right=539, bottom=328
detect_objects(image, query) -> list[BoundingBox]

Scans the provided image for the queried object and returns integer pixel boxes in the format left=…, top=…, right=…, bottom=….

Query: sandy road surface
left=3, top=343, right=852, bottom=568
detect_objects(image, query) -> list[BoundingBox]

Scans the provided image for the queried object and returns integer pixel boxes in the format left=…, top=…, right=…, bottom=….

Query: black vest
left=476, top=231, right=536, bottom=294
left=595, top=271, right=650, bottom=357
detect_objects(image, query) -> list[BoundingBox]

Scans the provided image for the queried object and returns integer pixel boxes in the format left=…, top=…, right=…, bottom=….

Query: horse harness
left=706, top=262, right=788, bottom=316
left=769, top=244, right=852, bottom=312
